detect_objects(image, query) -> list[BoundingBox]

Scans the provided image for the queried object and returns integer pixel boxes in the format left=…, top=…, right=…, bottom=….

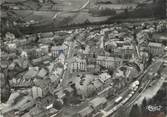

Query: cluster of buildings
left=60, top=20, right=167, bottom=116
left=136, top=21, right=167, bottom=58
left=72, top=73, right=113, bottom=99
left=70, top=25, right=140, bottom=74
left=1, top=19, right=167, bottom=117
left=76, top=97, right=107, bottom=117
left=0, top=30, right=75, bottom=116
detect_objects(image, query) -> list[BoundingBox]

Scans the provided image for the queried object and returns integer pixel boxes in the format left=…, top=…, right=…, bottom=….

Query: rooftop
left=70, top=57, right=86, bottom=63
left=97, top=56, right=121, bottom=61
left=99, top=4, right=137, bottom=10
left=148, top=42, right=163, bottom=47
left=99, top=73, right=111, bottom=83
left=51, top=45, right=67, bottom=51
left=23, top=67, right=39, bottom=79
left=77, top=106, right=93, bottom=116
left=153, top=32, right=167, bottom=41
left=89, top=97, right=107, bottom=108
left=55, top=90, right=65, bottom=99
left=119, top=45, right=134, bottom=49
left=93, top=79, right=103, bottom=89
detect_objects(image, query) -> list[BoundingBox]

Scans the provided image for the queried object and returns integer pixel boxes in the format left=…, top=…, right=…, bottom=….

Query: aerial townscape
left=0, top=0, right=167, bottom=117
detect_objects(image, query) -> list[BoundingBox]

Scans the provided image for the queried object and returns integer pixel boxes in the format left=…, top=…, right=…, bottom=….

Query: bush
left=89, top=8, right=116, bottom=17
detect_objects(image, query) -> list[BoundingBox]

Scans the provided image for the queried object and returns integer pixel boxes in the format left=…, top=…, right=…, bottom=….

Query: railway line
left=100, top=60, right=163, bottom=117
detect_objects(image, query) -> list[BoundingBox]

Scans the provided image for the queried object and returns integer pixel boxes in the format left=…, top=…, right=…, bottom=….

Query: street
left=61, top=34, right=76, bottom=88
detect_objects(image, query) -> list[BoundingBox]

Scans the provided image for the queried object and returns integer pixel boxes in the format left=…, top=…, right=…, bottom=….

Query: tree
left=153, top=0, right=166, bottom=18
left=108, top=68, right=114, bottom=76
left=0, top=71, right=11, bottom=103
left=162, top=40, right=167, bottom=46
left=141, top=98, right=148, bottom=117
left=129, top=104, right=141, bottom=117
left=115, top=106, right=127, bottom=117
left=153, top=89, right=166, bottom=105
left=146, top=53, right=153, bottom=68
left=53, top=100, right=63, bottom=110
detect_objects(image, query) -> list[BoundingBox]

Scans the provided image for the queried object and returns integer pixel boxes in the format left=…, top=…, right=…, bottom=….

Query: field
left=2, top=0, right=90, bottom=23
left=2, top=0, right=158, bottom=35
left=53, top=0, right=88, bottom=11
left=68, top=12, right=111, bottom=24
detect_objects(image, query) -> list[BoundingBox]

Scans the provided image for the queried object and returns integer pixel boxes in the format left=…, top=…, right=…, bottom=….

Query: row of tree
left=115, top=82, right=167, bottom=117
left=129, top=84, right=167, bottom=117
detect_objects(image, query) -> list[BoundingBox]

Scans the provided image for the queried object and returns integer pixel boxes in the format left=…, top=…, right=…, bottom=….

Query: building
left=140, top=50, right=149, bottom=68
left=76, top=106, right=93, bottom=117
left=70, top=57, right=87, bottom=73
left=39, top=32, right=54, bottom=38
left=92, top=79, right=104, bottom=92
left=75, top=97, right=107, bottom=117
left=50, top=67, right=63, bottom=82
left=96, top=56, right=122, bottom=68
left=164, top=54, right=167, bottom=66
left=39, top=37, right=54, bottom=44
left=64, top=87, right=74, bottom=96
left=104, top=40, right=117, bottom=52
left=23, top=67, right=39, bottom=80
left=31, top=86, right=43, bottom=99
left=97, top=85, right=113, bottom=98
left=105, top=41, right=135, bottom=59
left=40, top=45, right=49, bottom=54
left=89, top=97, right=107, bottom=112
left=54, top=90, right=66, bottom=101
left=1, top=53, right=16, bottom=60
left=16, top=39, right=31, bottom=47
left=85, top=53, right=96, bottom=65
left=74, top=74, right=103, bottom=98
left=148, top=42, right=164, bottom=57
left=20, top=51, right=28, bottom=58
left=37, top=68, right=48, bottom=78
left=5, top=32, right=15, bottom=40
left=24, top=48, right=37, bottom=58
left=152, top=33, right=167, bottom=45
left=69, top=56, right=101, bottom=73
left=31, top=55, right=51, bottom=65
left=7, top=43, right=17, bottom=50
left=113, top=45, right=135, bottom=59
left=51, top=45, right=67, bottom=58
left=27, top=47, right=49, bottom=59
left=57, top=53, right=65, bottom=65
left=98, top=73, right=112, bottom=86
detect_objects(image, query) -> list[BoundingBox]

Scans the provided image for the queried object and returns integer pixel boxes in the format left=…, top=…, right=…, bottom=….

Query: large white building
left=96, top=56, right=123, bottom=68
left=70, top=57, right=87, bottom=73
left=148, top=42, right=164, bottom=57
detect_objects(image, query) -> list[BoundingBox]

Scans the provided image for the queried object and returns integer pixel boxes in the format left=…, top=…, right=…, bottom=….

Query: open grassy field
left=53, top=0, right=88, bottom=11
left=2, top=0, right=160, bottom=35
